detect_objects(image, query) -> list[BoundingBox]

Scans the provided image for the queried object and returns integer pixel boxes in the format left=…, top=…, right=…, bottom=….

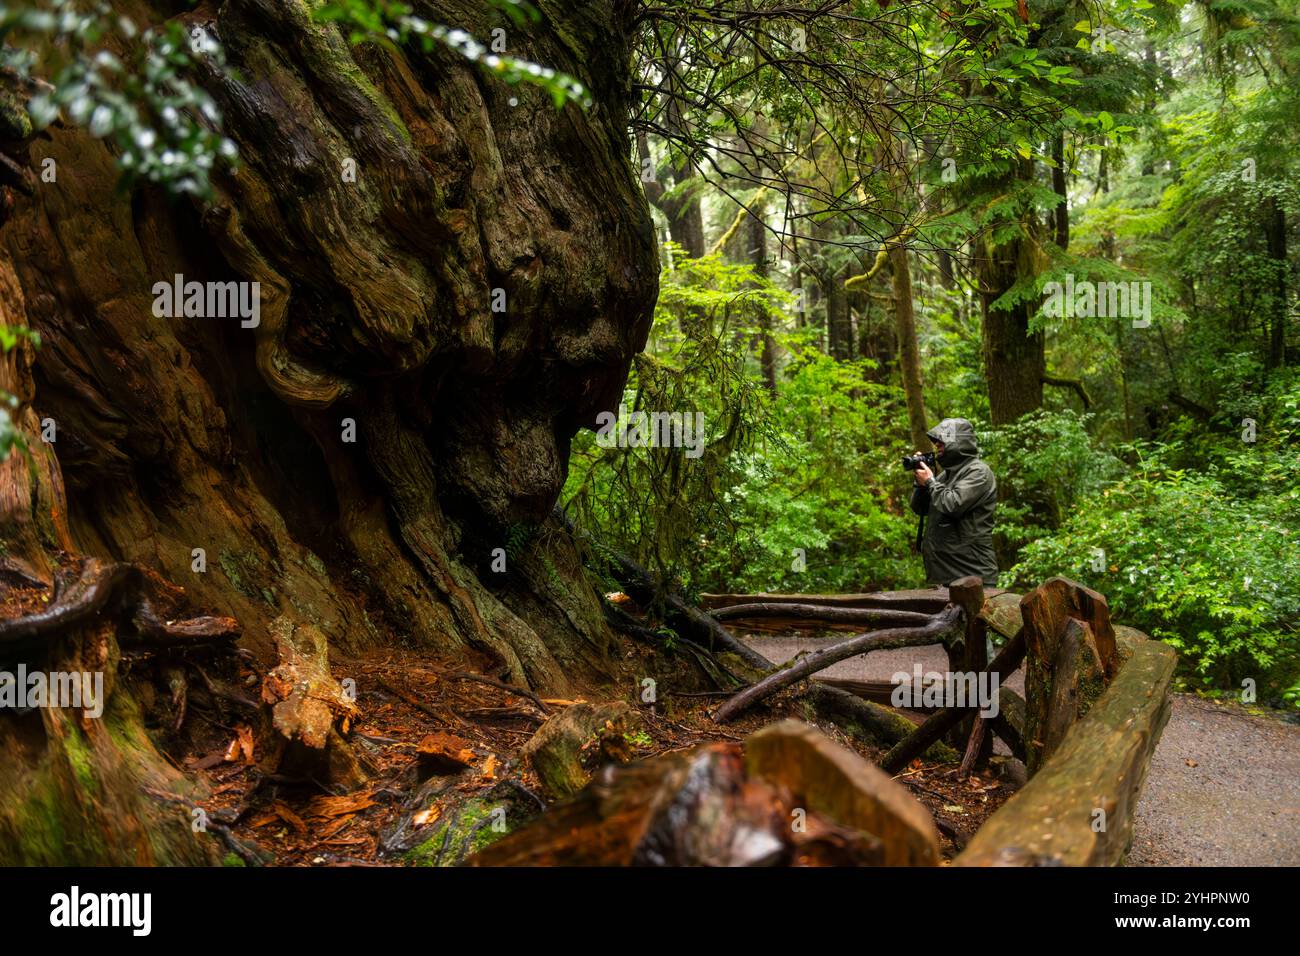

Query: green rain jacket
left=908, top=418, right=999, bottom=587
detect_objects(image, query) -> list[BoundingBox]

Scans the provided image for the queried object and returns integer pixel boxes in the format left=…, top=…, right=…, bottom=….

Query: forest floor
left=193, top=633, right=1013, bottom=864
left=107, top=592, right=1296, bottom=867
left=743, top=632, right=1300, bottom=866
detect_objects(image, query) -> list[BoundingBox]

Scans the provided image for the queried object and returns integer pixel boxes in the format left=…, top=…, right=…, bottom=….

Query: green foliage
left=979, top=409, right=1126, bottom=551
left=563, top=248, right=775, bottom=592
left=700, top=335, right=921, bottom=593
left=314, top=0, right=590, bottom=107
left=1007, top=374, right=1300, bottom=704
left=0, top=324, right=37, bottom=463
left=3, top=0, right=239, bottom=197
left=564, top=247, right=923, bottom=596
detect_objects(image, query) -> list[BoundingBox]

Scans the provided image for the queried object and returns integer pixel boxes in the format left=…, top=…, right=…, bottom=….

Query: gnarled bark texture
left=1, top=0, right=659, bottom=694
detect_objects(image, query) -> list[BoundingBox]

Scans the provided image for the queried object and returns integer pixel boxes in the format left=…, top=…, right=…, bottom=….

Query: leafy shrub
left=1007, top=456, right=1300, bottom=705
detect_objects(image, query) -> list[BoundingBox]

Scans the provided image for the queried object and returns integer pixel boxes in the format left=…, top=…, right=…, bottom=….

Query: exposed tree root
left=0, top=556, right=239, bottom=653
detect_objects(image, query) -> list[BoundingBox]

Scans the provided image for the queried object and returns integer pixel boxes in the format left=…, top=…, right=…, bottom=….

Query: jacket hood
left=927, top=418, right=980, bottom=465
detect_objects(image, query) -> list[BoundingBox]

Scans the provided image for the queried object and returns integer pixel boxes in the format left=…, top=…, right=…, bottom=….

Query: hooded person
left=908, top=418, right=999, bottom=587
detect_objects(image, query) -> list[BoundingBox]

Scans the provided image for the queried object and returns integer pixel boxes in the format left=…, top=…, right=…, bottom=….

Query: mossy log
left=803, top=683, right=959, bottom=762
left=471, top=740, right=883, bottom=866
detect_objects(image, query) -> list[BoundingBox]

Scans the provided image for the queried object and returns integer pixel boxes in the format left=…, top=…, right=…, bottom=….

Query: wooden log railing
left=702, top=587, right=1007, bottom=616
left=712, top=606, right=964, bottom=723
left=955, top=627, right=1176, bottom=866
left=710, top=577, right=1030, bottom=775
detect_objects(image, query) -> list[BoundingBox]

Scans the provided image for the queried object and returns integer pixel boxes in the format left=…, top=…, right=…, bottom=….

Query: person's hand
left=914, top=453, right=934, bottom=487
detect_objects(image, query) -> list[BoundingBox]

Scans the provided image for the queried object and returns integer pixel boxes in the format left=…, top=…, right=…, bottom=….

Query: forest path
left=742, top=634, right=1300, bottom=866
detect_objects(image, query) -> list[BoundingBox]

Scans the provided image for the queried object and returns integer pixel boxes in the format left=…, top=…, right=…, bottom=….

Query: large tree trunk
left=0, top=0, right=658, bottom=862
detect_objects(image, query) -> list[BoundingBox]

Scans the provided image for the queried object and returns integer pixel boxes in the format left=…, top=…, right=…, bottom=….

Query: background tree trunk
left=978, top=162, right=1045, bottom=425
left=889, top=245, right=929, bottom=450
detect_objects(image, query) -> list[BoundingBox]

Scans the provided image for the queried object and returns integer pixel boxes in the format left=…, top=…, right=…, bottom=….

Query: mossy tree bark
left=0, top=0, right=659, bottom=862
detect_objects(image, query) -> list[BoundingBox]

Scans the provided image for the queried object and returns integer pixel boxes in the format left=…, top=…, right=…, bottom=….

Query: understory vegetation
left=562, top=0, right=1300, bottom=706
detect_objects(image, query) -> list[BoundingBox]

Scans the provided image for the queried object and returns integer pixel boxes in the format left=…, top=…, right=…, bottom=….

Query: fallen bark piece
left=471, top=742, right=884, bottom=867
left=262, top=616, right=357, bottom=750
left=416, top=731, right=477, bottom=774
left=744, top=720, right=940, bottom=866
left=955, top=630, right=1176, bottom=867
left=521, top=700, right=633, bottom=798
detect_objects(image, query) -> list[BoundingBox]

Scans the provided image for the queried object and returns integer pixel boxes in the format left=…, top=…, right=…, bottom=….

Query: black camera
left=902, top=451, right=936, bottom=472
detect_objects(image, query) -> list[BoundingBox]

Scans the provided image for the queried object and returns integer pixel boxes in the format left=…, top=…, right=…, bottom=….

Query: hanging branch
left=557, top=508, right=772, bottom=671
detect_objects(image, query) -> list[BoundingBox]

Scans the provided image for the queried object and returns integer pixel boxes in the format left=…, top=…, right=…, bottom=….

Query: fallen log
left=812, top=677, right=914, bottom=707
left=879, top=631, right=1026, bottom=774
left=701, top=588, right=984, bottom=614
left=804, top=684, right=959, bottom=762
left=744, top=719, right=941, bottom=866
left=472, top=739, right=883, bottom=866
left=712, top=606, right=963, bottom=723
